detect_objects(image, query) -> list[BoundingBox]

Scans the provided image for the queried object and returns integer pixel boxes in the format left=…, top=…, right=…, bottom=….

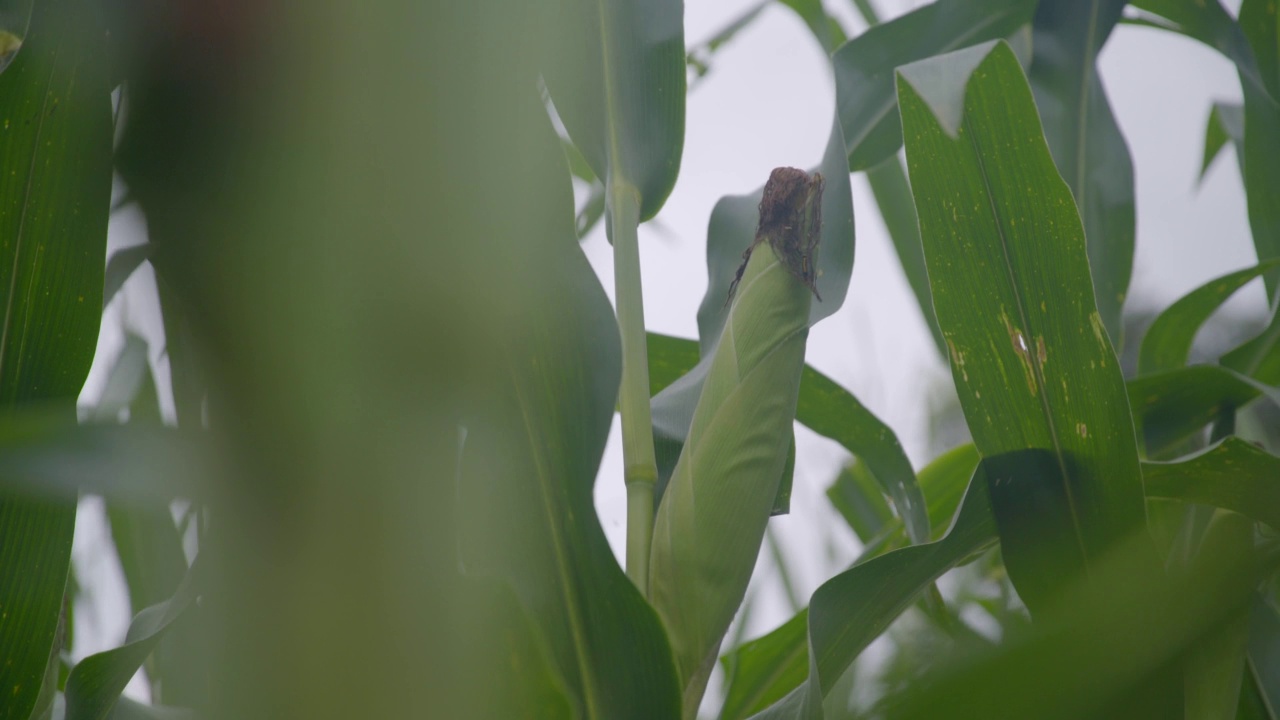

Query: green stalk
left=610, top=178, right=659, bottom=595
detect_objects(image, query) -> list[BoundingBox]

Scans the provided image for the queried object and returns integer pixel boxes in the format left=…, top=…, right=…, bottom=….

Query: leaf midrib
left=966, top=105, right=1093, bottom=576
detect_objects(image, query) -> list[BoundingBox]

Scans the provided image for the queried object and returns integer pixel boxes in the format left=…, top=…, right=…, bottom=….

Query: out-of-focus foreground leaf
left=832, top=0, right=1036, bottom=172
left=1028, top=0, right=1134, bottom=347
left=899, top=40, right=1152, bottom=613
left=0, top=0, right=110, bottom=717
left=112, top=1, right=680, bottom=718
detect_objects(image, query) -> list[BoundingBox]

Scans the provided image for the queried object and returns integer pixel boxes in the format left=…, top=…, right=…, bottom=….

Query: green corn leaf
left=898, top=39, right=1152, bottom=609
left=1129, top=0, right=1277, bottom=108
left=456, top=96, right=681, bottom=719
left=776, top=0, right=847, bottom=54
left=1129, top=365, right=1280, bottom=456
left=0, top=0, right=111, bottom=716
left=1140, top=260, right=1280, bottom=375
left=720, top=610, right=810, bottom=720
left=832, top=0, right=1037, bottom=172
left=1143, top=437, right=1280, bottom=530
left=540, top=0, right=684, bottom=221
left=751, top=468, right=999, bottom=719
left=826, top=459, right=895, bottom=545
left=686, top=1, right=770, bottom=83
left=1184, top=511, right=1255, bottom=720
left=1222, top=303, right=1280, bottom=385
left=650, top=169, right=819, bottom=715
left=723, top=442, right=981, bottom=718
left=1239, top=0, right=1280, bottom=301
left=1200, top=102, right=1244, bottom=182
left=1028, top=0, right=1134, bottom=347
left=65, top=558, right=201, bottom=720
left=102, top=244, right=151, bottom=309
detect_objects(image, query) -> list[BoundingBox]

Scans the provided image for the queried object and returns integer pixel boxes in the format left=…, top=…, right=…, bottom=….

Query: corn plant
left=0, top=0, right=1279, bottom=719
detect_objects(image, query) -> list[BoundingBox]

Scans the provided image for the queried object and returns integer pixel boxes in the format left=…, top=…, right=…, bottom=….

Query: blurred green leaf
left=899, top=40, right=1151, bottom=611
left=880, top=530, right=1258, bottom=720
left=1028, top=0, right=1134, bottom=347
left=1140, top=260, right=1280, bottom=375
left=1143, top=437, right=1280, bottom=530
left=0, top=0, right=110, bottom=716
left=1239, top=0, right=1280, bottom=300
left=686, top=1, right=769, bottom=83
left=720, top=611, right=809, bottom=720
left=65, top=557, right=200, bottom=720
left=752, top=470, right=998, bottom=719
left=457, top=103, right=681, bottom=719
left=1222, top=304, right=1280, bottom=386
left=648, top=332, right=703, bottom=397
left=1201, top=102, right=1244, bottom=182
left=540, top=0, right=685, bottom=221
left=1184, top=511, right=1254, bottom=720
left=832, top=0, right=1037, bottom=172
left=1130, top=365, right=1280, bottom=456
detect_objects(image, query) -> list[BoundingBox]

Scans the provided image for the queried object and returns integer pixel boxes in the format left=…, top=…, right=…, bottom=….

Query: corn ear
left=649, top=167, right=822, bottom=716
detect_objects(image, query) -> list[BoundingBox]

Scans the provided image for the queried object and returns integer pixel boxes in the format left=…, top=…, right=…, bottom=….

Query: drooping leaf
left=797, top=368, right=928, bottom=544
left=1143, top=437, right=1280, bottom=530
left=831, top=0, right=1037, bottom=172
left=64, top=557, right=201, bottom=720
left=752, top=470, right=999, bottom=719
left=1129, top=0, right=1276, bottom=107
left=1129, top=365, right=1280, bottom=456
left=1028, top=0, right=1134, bottom=347
left=880, top=529, right=1258, bottom=720
left=540, top=0, right=684, bottom=220
left=1201, top=102, right=1245, bottom=182
left=456, top=96, right=681, bottom=719
left=898, top=40, right=1151, bottom=599
left=0, top=0, right=111, bottom=716
left=1239, top=0, right=1280, bottom=301
left=1140, top=260, right=1280, bottom=375
left=826, top=458, right=895, bottom=545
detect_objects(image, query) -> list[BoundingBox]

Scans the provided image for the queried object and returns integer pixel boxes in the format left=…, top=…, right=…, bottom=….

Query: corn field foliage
left=0, top=0, right=1279, bottom=718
